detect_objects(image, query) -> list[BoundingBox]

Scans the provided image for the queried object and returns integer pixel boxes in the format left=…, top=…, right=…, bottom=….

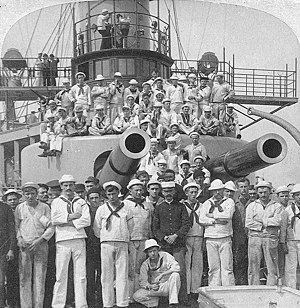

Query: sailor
left=177, top=103, right=198, bottom=136
left=124, top=179, right=154, bottom=299
left=15, top=182, right=54, bottom=308
left=124, top=79, right=140, bottom=103
left=108, top=72, right=125, bottom=123
left=160, top=98, right=177, bottom=132
left=282, top=184, right=300, bottom=288
left=185, top=73, right=199, bottom=116
left=69, top=72, right=92, bottom=117
left=196, top=76, right=211, bottom=116
left=46, top=180, right=61, bottom=203
left=245, top=181, right=282, bottom=286
left=152, top=181, right=191, bottom=305
left=211, top=72, right=235, bottom=122
left=168, top=122, right=182, bottom=150
left=193, top=155, right=210, bottom=186
left=151, top=159, right=168, bottom=182
left=145, top=180, right=164, bottom=209
left=89, top=103, right=111, bottom=136
left=178, top=160, right=194, bottom=187
left=183, top=131, right=207, bottom=163
left=51, top=174, right=91, bottom=308
left=93, top=181, right=133, bottom=308
left=162, top=137, right=181, bottom=174
left=84, top=176, right=100, bottom=192
left=223, top=103, right=241, bottom=138
left=198, top=106, right=219, bottom=136
left=199, top=179, right=235, bottom=286
left=166, top=75, right=184, bottom=113
left=97, top=8, right=112, bottom=50
left=66, top=104, right=88, bottom=136
left=182, top=182, right=204, bottom=297
left=91, top=74, right=108, bottom=110
left=133, top=239, right=181, bottom=308
left=55, top=78, right=73, bottom=116
left=113, top=105, right=132, bottom=133
left=223, top=181, right=237, bottom=199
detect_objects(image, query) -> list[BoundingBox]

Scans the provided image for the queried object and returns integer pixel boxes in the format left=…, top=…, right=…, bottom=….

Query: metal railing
left=0, top=57, right=72, bottom=88
left=171, top=59, right=297, bottom=99
left=74, top=10, right=170, bottom=57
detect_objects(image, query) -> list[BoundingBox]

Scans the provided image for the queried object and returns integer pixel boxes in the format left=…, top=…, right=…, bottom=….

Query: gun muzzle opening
left=125, top=133, right=146, bottom=154
left=262, top=138, right=282, bottom=159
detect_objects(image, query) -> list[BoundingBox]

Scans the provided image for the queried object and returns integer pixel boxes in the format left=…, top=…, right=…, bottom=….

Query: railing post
left=252, top=69, right=255, bottom=96
left=168, top=10, right=171, bottom=58
left=273, top=70, right=275, bottom=97
left=245, top=75, right=248, bottom=96
left=285, top=63, right=288, bottom=97
left=157, top=0, right=161, bottom=54
left=295, top=57, right=297, bottom=97
left=72, top=7, right=77, bottom=58
left=232, top=53, right=235, bottom=89
left=265, top=75, right=267, bottom=96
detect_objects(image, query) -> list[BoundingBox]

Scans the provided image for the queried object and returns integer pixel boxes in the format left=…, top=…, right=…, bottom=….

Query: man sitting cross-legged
left=133, top=239, right=181, bottom=308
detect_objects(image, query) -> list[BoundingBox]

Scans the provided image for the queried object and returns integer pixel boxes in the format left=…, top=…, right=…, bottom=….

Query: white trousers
left=52, top=239, right=87, bottom=308
left=206, top=237, right=235, bottom=286
left=285, top=240, right=300, bottom=289
left=133, top=272, right=181, bottom=307
left=101, top=241, right=129, bottom=307
left=185, top=236, right=203, bottom=293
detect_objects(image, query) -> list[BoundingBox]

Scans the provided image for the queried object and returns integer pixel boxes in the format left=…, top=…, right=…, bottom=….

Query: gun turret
left=204, top=133, right=287, bottom=181
left=97, top=128, right=151, bottom=188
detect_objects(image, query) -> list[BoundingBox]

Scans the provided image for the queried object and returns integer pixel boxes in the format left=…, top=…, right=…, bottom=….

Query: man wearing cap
left=162, top=137, right=181, bottom=174
left=91, top=74, right=108, bottom=110
left=138, top=81, right=154, bottom=105
left=93, top=181, right=133, bottom=308
left=55, top=79, right=73, bottom=116
left=124, top=79, right=140, bottom=103
left=74, top=183, right=87, bottom=200
left=46, top=180, right=62, bottom=204
left=49, top=53, right=60, bottom=86
left=139, top=92, right=153, bottom=114
left=35, top=52, right=43, bottom=86
left=139, top=138, right=164, bottom=176
left=161, top=99, right=177, bottom=131
left=223, top=103, right=241, bottom=138
left=193, top=156, right=210, bottom=186
left=97, top=9, right=112, bottom=49
left=89, top=103, right=111, bottom=135
left=133, top=239, right=181, bottom=308
left=15, top=182, right=54, bottom=308
left=182, top=183, right=204, bottom=297
left=281, top=184, right=300, bottom=288
left=153, top=79, right=166, bottom=98
left=149, top=101, right=166, bottom=140
left=113, top=105, right=132, bottom=133
left=199, top=179, right=235, bottom=286
left=177, top=103, right=198, bottom=136
left=69, top=72, right=92, bottom=116
left=152, top=181, right=191, bottom=304
left=178, top=160, right=194, bottom=187
left=198, top=106, right=219, bottom=136
left=0, top=191, right=16, bottom=308
left=183, top=131, right=207, bottom=164
left=108, top=72, right=125, bottom=123
left=66, top=104, right=88, bottom=136
left=223, top=181, right=237, bottom=200
left=84, top=176, right=100, bottom=192
left=232, top=177, right=251, bottom=285
left=245, top=181, right=283, bottom=286
left=166, top=75, right=184, bottom=113
left=151, top=159, right=168, bottom=182
left=51, top=175, right=91, bottom=308
left=86, top=187, right=103, bottom=307
left=195, top=76, right=211, bottom=116
left=37, top=183, right=49, bottom=204
left=185, top=73, right=199, bottom=116
left=211, top=72, right=235, bottom=122
left=192, top=170, right=209, bottom=203
left=145, top=180, right=164, bottom=209
left=169, top=122, right=182, bottom=150
left=125, top=94, right=138, bottom=114
left=124, top=179, right=154, bottom=299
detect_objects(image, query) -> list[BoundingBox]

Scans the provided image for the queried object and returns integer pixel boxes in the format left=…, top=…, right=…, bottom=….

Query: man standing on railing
left=69, top=72, right=91, bottom=117
left=97, top=9, right=112, bottom=50
left=211, top=72, right=235, bottom=123
left=49, top=54, right=60, bottom=86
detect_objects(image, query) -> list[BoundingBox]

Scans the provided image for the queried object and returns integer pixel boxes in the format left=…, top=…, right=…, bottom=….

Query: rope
left=25, top=9, right=42, bottom=58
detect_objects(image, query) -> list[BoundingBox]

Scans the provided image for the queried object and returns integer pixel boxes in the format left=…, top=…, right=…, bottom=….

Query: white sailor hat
left=150, top=138, right=159, bottom=143
left=103, top=181, right=122, bottom=191
left=203, top=106, right=212, bottom=112
left=157, top=159, right=167, bottom=165
left=61, top=78, right=70, bottom=84
left=180, top=159, right=191, bottom=166
left=208, top=179, right=224, bottom=191
left=126, top=94, right=135, bottom=100
left=255, top=181, right=272, bottom=189
left=153, top=77, right=163, bottom=83
left=178, top=75, right=187, bottom=81
left=147, top=179, right=161, bottom=188
left=49, top=99, right=56, bottom=105
left=227, top=103, right=234, bottom=108
left=166, top=136, right=176, bottom=143
left=140, top=118, right=150, bottom=125
left=170, top=74, right=178, bottom=80
left=188, top=73, right=197, bottom=79
left=224, top=181, right=237, bottom=192
left=155, top=91, right=165, bottom=97
left=59, top=174, right=76, bottom=184
left=170, top=122, right=179, bottom=128
left=129, top=79, right=138, bottom=85
left=57, top=106, right=67, bottom=112
left=114, top=72, right=122, bottom=77
left=193, top=155, right=205, bottom=162
left=127, top=179, right=144, bottom=190
left=182, top=103, right=190, bottom=109
left=291, top=184, right=300, bottom=194
left=75, top=72, right=86, bottom=79
left=95, top=74, right=105, bottom=81
left=215, top=72, right=225, bottom=77
left=183, top=182, right=200, bottom=192
left=142, top=81, right=151, bottom=87
left=22, top=182, right=40, bottom=191
left=95, top=104, right=105, bottom=110
left=276, top=185, right=290, bottom=194
left=162, top=98, right=171, bottom=104
left=102, top=8, right=109, bottom=14
left=161, top=181, right=175, bottom=189
left=2, top=189, right=22, bottom=200
left=144, top=239, right=160, bottom=252
left=189, top=132, right=200, bottom=138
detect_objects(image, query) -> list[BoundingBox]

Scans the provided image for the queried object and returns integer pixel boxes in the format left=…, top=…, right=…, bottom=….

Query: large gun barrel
left=205, top=133, right=287, bottom=180
left=97, top=128, right=151, bottom=188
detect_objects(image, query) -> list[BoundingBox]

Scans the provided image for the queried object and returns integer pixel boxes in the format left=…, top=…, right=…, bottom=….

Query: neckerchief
left=60, top=196, right=81, bottom=214
left=96, top=115, right=106, bottom=128
left=181, top=113, right=190, bottom=127
left=180, top=173, right=193, bottom=187
left=77, top=84, right=85, bottom=95
left=184, top=200, right=201, bottom=225
left=126, top=196, right=145, bottom=209
left=291, top=203, right=300, bottom=229
left=105, top=202, right=125, bottom=230
left=148, top=257, right=164, bottom=272
left=208, top=199, right=225, bottom=214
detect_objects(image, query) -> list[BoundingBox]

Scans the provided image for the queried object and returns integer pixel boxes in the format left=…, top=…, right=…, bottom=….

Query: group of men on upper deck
left=37, top=69, right=240, bottom=157
left=1, top=170, right=300, bottom=308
